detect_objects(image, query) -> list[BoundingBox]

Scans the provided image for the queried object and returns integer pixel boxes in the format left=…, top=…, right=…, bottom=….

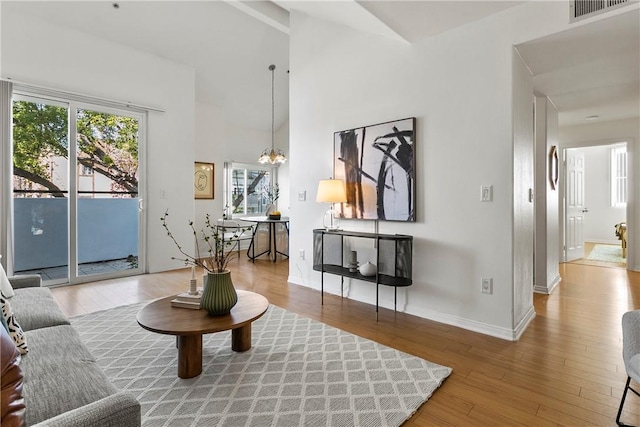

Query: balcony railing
left=13, top=194, right=139, bottom=272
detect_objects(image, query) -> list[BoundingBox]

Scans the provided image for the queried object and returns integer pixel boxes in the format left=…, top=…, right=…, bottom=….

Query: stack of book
left=171, top=289, right=203, bottom=309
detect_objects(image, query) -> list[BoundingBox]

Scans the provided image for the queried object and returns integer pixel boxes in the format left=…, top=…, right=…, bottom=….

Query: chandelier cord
left=270, top=64, right=275, bottom=151
left=258, top=64, right=285, bottom=165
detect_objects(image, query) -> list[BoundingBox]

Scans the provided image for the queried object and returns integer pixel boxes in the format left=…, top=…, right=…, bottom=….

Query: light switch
left=298, top=191, right=306, bottom=201
left=480, top=185, right=493, bottom=202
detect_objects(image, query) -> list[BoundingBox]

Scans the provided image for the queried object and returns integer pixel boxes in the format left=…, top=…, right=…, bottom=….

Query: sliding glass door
left=11, top=94, right=144, bottom=284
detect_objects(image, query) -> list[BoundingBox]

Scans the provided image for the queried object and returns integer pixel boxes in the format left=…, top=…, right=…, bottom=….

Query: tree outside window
left=12, top=100, right=138, bottom=198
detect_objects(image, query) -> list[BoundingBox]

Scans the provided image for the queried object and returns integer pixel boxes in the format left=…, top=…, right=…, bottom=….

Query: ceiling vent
left=570, top=0, right=631, bottom=21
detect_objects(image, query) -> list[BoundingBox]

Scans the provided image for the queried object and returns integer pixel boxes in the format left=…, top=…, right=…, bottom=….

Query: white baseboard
left=534, top=273, right=561, bottom=294
left=403, top=305, right=535, bottom=341
left=287, top=275, right=533, bottom=342
left=512, top=306, right=536, bottom=340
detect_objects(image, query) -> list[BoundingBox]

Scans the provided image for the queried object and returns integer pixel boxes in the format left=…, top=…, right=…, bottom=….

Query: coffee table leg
left=232, top=324, right=252, bottom=352
left=177, top=335, right=202, bottom=379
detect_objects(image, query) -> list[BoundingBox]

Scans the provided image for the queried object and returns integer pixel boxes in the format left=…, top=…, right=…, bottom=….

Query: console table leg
left=376, top=283, right=379, bottom=321
left=394, top=287, right=397, bottom=312
left=177, top=335, right=202, bottom=379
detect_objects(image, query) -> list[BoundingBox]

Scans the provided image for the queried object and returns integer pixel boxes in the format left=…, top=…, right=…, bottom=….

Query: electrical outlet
left=481, top=278, right=493, bottom=294
left=298, top=191, right=306, bottom=201
left=299, top=249, right=305, bottom=260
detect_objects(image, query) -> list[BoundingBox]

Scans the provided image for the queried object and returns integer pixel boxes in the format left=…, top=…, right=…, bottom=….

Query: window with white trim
left=611, top=145, right=627, bottom=207
left=225, top=162, right=274, bottom=217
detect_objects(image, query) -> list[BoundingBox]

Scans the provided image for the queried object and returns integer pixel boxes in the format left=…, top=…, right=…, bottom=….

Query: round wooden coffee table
left=137, top=290, right=269, bottom=379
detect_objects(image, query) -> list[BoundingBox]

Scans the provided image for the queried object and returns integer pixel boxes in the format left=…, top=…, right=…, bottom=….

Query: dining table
left=243, top=216, right=289, bottom=262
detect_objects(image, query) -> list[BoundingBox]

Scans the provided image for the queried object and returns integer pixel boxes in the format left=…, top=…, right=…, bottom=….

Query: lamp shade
left=316, top=179, right=347, bottom=203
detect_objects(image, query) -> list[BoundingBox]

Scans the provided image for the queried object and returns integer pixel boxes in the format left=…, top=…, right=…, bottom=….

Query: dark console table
left=312, top=229, right=413, bottom=318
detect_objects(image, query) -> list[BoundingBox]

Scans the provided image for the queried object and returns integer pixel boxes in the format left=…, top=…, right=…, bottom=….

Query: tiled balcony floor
left=16, top=258, right=136, bottom=281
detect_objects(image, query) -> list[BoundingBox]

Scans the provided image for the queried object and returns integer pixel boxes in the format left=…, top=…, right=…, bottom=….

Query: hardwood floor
left=50, top=256, right=640, bottom=426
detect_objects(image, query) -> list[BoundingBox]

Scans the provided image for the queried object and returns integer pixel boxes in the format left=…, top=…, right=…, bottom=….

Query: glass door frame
left=8, top=89, right=147, bottom=285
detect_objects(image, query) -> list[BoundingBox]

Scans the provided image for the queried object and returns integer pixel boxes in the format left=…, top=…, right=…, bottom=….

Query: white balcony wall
left=13, top=199, right=138, bottom=271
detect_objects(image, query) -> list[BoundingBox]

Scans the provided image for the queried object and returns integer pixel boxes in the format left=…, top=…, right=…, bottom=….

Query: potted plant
left=264, top=184, right=281, bottom=220
left=161, top=210, right=249, bottom=315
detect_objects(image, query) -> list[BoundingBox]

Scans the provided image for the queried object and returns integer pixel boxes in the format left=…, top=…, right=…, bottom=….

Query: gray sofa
left=7, top=275, right=140, bottom=427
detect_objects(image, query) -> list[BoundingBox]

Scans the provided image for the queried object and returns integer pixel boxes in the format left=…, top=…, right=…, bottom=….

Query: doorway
left=563, top=143, right=628, bottom=268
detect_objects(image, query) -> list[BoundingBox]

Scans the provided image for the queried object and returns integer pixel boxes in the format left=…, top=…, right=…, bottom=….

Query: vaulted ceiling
left=3, top=1, right=638, bottom=130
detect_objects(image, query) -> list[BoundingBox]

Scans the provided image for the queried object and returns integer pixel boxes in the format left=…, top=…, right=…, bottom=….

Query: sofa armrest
left=32, top=392, right=140, bottom=427
left=8, top=275, right=42, bottom=290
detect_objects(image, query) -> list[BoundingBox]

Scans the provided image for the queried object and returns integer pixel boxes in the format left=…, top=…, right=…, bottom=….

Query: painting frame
left=333, top=117, right=416, bottom=222
left=194, top=162, right=214, bottom=199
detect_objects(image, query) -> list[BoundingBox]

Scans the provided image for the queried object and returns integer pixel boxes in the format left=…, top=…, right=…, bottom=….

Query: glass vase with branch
left=264, top=183, right=280, bottom=217
left=161, top=210, right=254, bottom=315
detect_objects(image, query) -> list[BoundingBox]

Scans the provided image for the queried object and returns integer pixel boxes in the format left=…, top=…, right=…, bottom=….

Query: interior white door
left=565, top=150, right=587, bottom=261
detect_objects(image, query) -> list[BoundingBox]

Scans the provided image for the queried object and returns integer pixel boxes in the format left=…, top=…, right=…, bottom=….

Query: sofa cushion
left=22, top=325, right=118, bottom=426
left=10, top=287, right=69, bottom=332
left=1, top=295, right=28, bottom=355
left=7, top=274, right=41, bottom=290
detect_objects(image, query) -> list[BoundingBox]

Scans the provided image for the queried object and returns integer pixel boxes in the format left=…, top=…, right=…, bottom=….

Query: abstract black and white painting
left=334, top=117, right=415, bottom=222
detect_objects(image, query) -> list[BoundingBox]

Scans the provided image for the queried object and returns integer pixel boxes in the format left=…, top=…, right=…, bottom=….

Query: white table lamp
left=316, top=179, right=347, bottom=230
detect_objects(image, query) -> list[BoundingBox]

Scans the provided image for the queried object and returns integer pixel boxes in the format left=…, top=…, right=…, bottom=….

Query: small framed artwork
left=194, top=162, right=214, bottom=199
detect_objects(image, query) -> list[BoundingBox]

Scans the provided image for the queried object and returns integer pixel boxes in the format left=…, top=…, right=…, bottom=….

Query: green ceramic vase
left=200, top=270, right=238, bottom=316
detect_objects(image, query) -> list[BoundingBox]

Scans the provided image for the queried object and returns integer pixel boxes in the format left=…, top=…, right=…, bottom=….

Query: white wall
left=289, top=11, right=521, bottom=339
left=512, top=52, right=535, bottom=335
left=1, top=10, right=196, bottom=274
left=275, top=120, right=290, bottom=217
left=194, top=102, right=226, bottom=245
left=534, top=97, right=561, bottom=294
left=560, top=117, right=638, bottom=269
left=288, top=2, right=639, bottom=339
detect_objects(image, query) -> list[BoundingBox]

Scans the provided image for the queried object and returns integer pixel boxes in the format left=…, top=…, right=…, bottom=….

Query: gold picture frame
left=194, top=162, right=214, bottom=199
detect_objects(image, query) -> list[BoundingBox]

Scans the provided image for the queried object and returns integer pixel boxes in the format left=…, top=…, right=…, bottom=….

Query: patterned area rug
left=585, top=244, right=625, bottom=263
left=71, top=302, right=452, bottom=427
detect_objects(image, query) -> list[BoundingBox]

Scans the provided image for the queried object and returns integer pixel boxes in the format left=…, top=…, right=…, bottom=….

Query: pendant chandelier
left=258, top=64, right=287, bottom=165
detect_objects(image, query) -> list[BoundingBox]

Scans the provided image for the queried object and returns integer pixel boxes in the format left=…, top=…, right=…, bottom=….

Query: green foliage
left=12, top=100, right=139, bottom=195
left=12, top=101, right=68, bottom=180
left=76, top=109, right=138, bottom=160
